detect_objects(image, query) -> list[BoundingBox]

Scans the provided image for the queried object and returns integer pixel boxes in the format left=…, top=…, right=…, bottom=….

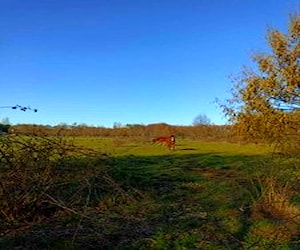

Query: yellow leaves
left=292, top=43, right=300, bottom=58
left=289, top=14, right=300, bottom=40
left=223, top=14, right=300, bottom=149
left=268, top=30, right=288, bottom=58
left=254, top=54, right=274, bottom=74
left=234, top=112, right=288, bottom=144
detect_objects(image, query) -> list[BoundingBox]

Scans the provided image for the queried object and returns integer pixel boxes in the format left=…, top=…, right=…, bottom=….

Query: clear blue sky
left=1, top=0, right=299, bottom=127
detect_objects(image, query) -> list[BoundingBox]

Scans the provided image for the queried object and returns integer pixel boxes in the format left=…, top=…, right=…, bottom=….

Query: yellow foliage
left=223, top=14, right=300, bottom=153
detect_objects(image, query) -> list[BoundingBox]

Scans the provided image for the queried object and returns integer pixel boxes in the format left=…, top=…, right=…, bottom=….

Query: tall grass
left=0, top=135, right=154, bottom=249
left=239, top=159, right=300, bottom=248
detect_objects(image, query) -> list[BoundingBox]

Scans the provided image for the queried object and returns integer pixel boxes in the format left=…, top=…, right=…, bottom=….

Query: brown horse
left=152, top=135, right=176, bottom=150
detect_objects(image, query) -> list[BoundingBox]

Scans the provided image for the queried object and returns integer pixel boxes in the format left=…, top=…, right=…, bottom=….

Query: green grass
left=1, top=137, right=299, bottom=249
left=72, top=137, right=270, bottom=156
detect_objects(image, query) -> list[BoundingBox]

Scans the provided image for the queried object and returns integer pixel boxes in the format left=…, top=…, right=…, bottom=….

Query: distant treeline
left=6, top=123, right=233, bottom=141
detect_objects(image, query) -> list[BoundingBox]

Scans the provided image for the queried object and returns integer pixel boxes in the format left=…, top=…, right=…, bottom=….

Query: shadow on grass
left=107, top=152, right=272, bottom=248
left=180, top=148, right=197, bottom=151
left=1, top=152, right=280, bottom=249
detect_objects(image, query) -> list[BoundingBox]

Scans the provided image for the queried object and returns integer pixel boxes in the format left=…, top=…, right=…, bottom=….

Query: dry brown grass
left=250, top=177, right=300, bottom=244
left=254, top=178, right=300, bottom=222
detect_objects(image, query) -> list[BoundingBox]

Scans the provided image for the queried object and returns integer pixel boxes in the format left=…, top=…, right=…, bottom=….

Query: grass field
left=1, top=137, right=299, bottom=249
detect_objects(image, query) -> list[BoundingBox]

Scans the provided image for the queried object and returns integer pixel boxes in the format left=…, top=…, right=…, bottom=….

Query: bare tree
left=193, top=113, right=212, bottom=126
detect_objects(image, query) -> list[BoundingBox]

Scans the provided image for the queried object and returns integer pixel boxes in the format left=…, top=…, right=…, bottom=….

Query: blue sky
left=1, top=0, right=299, bottom=127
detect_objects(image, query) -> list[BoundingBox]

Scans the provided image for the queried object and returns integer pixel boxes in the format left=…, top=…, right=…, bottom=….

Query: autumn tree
left=223, top=14, right=300, bottom=152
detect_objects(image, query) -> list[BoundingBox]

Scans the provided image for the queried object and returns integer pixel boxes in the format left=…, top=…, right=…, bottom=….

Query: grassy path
left=100, top=140, right=272, bottom=249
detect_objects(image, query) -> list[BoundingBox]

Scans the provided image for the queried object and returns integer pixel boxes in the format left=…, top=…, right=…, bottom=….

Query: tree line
left=6, top=123, right=231, bottom=141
